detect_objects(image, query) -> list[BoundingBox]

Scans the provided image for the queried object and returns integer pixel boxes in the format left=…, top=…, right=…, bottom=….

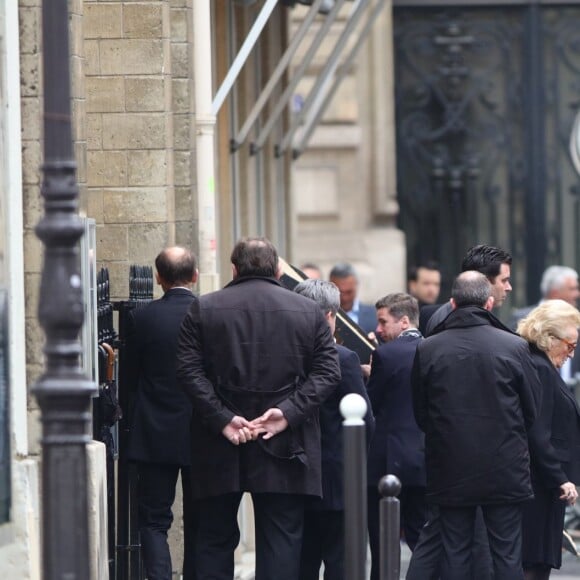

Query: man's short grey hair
left=540, top=266, right=578, bottom=297
left=329, top=262, right=357, bottom=280
left=451, top=271, right=492, bottom=307
left=294, top=279, right=340, bottom=316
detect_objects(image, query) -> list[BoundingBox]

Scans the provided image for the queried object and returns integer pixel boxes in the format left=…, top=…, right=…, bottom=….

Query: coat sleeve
left=517, top=345, right=540, bottom=430
left=176, top=300, right=235, bottom=435
left=411, top=347, right=429, bottom=433
left=526, top=359, right=568, bottom=489
left=276, top=312, right=341, bottom=429
left=365, top=350, right=386, bottom=418
left=341, top=348, right=375, bottom=447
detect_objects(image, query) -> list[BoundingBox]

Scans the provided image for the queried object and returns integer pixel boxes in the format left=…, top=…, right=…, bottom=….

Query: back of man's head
left=155, top=246, right=197, bottom=287
left=294, top=279, right=340, bottom=316
left=461, top=244, right=512, bottom=281
left=540, top=265, right=579, bottom=298
left=451, top=271, right=492, bottom=308
left=329, top=262, right=357, bottom=281
left=230, top=237, right=279, bottom=278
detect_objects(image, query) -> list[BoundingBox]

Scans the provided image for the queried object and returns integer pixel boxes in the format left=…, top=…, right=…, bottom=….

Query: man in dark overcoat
left=125, top=246, right=199, bottom=580
left=411, top=271, right=541, bottom=580
left=176, top=237, right=341, bottom=580
left=293, top=279, right=374, bottom=580
left=409, top=245, right=515, bottom=580
left=366, top=293, right=425, bottom=580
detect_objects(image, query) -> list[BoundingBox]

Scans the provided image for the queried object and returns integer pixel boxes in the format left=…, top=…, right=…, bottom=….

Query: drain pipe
left=193, top=0, right=220, bottom=294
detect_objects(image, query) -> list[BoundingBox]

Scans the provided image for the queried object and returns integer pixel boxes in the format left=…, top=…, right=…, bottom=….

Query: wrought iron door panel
left=542, top=8, right=580, bottom=271
left=394, top=4, right=580, bottom=307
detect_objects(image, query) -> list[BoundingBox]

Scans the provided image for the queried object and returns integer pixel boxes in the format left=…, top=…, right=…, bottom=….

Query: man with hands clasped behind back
left=176, top=237, right=340, bottom=580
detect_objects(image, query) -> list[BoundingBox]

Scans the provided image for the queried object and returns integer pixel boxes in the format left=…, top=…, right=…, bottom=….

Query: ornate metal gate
left=393, top=1, right=580, bottom=307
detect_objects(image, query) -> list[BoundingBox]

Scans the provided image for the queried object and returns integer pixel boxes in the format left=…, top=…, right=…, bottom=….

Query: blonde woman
left=517, top=300, right=580, bottom=580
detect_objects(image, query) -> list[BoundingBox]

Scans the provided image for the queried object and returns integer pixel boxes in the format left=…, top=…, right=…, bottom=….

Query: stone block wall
left=84, top=0, right=197, bottom=301
left=19, top=1, right=198, bottom=574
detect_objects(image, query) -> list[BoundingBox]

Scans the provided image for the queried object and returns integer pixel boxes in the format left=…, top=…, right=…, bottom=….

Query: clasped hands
left=559, top=482, right=579, bottom=506
left=222, top=408, right=289, bottom=446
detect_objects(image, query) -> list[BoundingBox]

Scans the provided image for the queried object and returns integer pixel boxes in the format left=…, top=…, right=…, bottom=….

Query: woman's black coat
left=527, top=345, right=580, bottom=487
left=522, top=345, right=580, bottom=568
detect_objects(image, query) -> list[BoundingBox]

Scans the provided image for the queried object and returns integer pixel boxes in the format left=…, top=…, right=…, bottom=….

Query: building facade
left=5, top=0, right=400, bottom=577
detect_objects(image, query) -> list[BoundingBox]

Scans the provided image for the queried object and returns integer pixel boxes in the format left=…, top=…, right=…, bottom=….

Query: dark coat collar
left=163, top=287, right=194, bottom=298
left=433, top=305, right=515, bottom=335
left=529, top=342, right=580, bottom=408
left=224, top=275, right=282, bottom=289
left=529, top=342, right=550, bottom=362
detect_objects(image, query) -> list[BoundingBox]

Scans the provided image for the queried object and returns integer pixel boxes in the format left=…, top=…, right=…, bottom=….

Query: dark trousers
left=438, top=504, right=523, bottom=580
left=137, top=462, right=198, bottom=580
left=368, top=485, right=426, bottom=580
left=196, top=492, right=305, bottom=580
left=299, top=509, right=344, bottom=580
left=406, top=505, right=494, bottom=580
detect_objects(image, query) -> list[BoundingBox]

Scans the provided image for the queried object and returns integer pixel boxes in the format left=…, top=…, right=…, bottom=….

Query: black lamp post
left=32, top=0, right=97, bottom=578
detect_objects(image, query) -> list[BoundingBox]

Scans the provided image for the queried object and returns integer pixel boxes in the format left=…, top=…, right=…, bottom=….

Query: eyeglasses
left=555, top=336, right=577, bottom=354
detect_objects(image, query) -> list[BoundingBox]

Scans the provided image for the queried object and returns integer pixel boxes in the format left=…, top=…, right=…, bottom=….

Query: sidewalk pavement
left=553, top=551, right=580, bottom=579
left=234, top=542, right=580, bottom=579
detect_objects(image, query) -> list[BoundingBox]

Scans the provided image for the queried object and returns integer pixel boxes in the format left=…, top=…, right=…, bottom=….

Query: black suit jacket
left=125, top=288, right=196, bottom=466
left=356, top=302, right=377, bottom=335
left=424, top=302, right=452, bottom=336
left=311, top=344, right=374, bottom=511
left=419, top=303, right=443, bottom=336
left=366, top=334, right=425, bottom=488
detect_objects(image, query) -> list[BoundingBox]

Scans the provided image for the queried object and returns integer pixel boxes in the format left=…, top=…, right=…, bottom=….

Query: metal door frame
left=392, top=0, right=580, bottom=304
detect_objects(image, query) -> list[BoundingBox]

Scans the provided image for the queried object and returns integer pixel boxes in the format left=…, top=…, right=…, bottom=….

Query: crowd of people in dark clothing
left=125, top=238, right=580, bottom=580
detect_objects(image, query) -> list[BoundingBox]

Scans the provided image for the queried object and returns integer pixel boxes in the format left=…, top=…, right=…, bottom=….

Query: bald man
left=125, top=247, right=199, bottom=580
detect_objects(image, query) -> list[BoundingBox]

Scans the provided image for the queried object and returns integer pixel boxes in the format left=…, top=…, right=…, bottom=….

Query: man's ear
left=450, top=297, right=457, bottom=310
left=400, top=315, right=411, bottom=330
left=275, top=261, right=283, bottom=280
left=155, top=271, right=162, bottom=286
left=231, top=264, right=238, bottom=280
left=484, top=296, right=495, bottom=311
left=191, top=269, right=199, bottom=284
